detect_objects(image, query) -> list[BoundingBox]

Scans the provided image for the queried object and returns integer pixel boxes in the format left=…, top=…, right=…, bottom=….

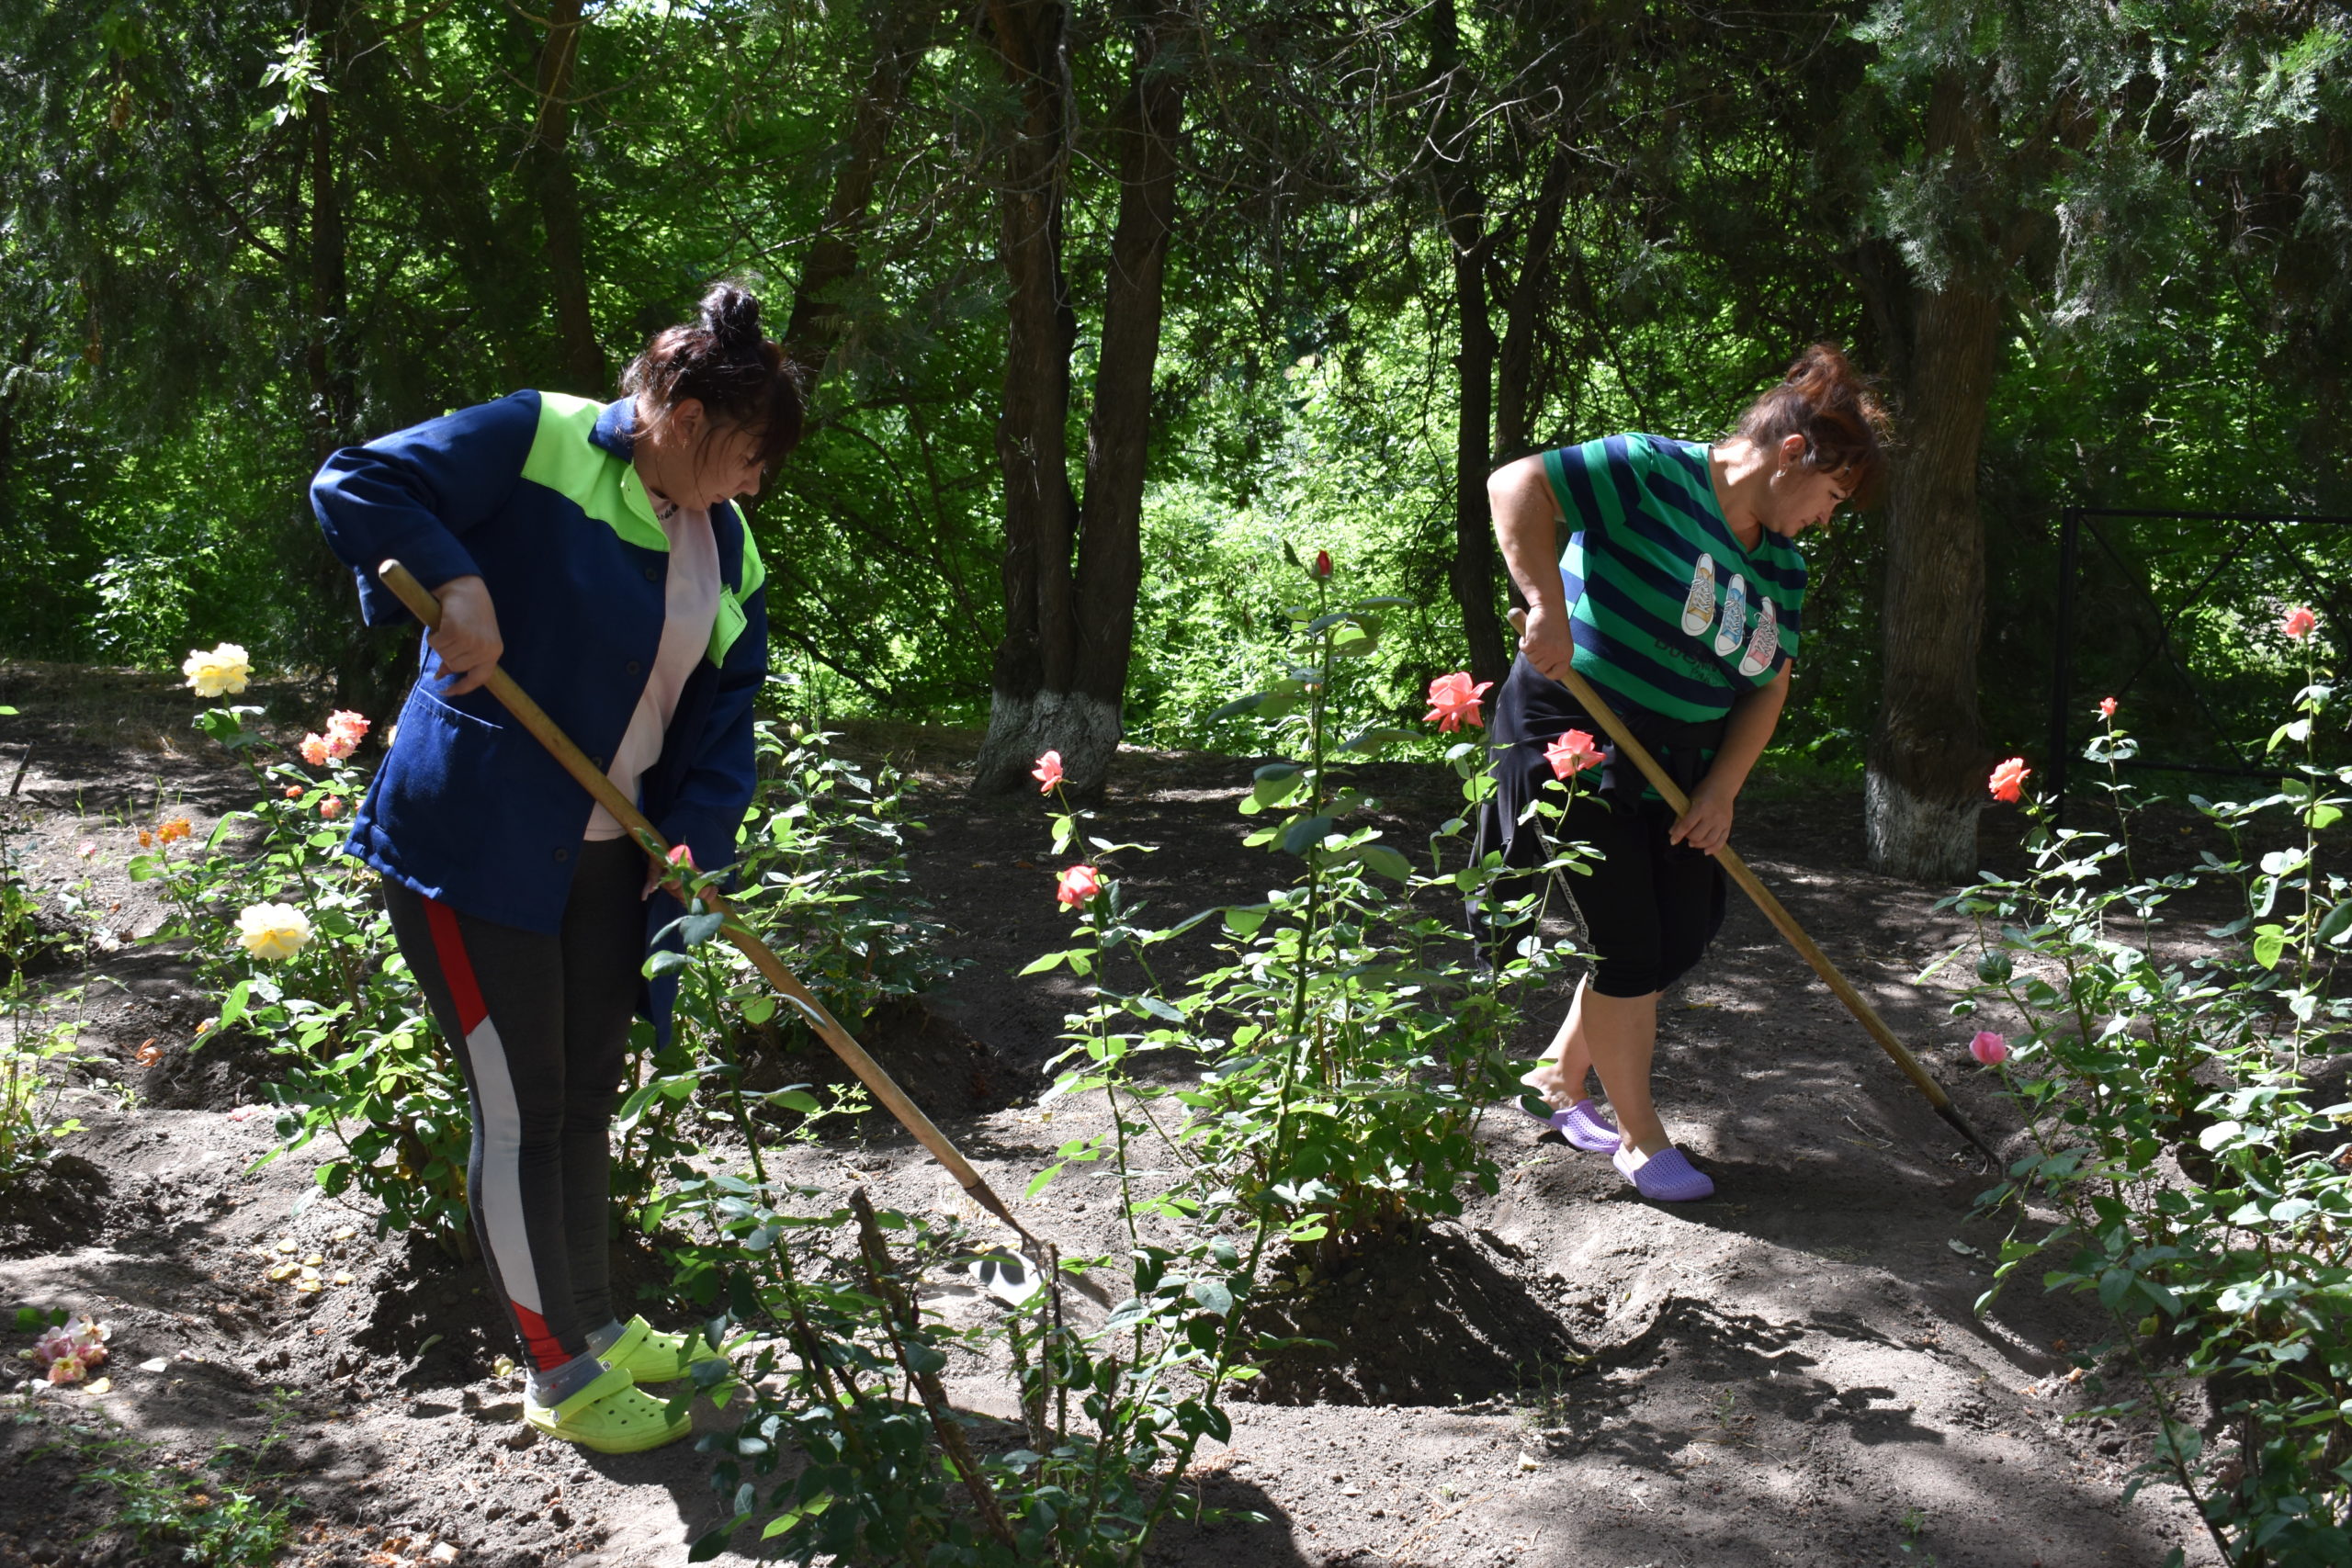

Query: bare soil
left=0, top=666, right=2225, bottom=1568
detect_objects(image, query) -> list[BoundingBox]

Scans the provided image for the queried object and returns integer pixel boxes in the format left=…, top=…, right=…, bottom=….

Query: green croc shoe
left=604, top=1314, right=729, bottom=1384
left=522, top=1362, right=691, bottom=1454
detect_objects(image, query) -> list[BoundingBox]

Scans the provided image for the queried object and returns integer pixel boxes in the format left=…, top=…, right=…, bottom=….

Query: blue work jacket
left=311, top=391, right=768, bottom=960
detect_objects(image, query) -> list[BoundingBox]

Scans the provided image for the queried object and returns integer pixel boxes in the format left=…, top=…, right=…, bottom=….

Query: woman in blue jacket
left=311, top=283, right=800, bottom=1452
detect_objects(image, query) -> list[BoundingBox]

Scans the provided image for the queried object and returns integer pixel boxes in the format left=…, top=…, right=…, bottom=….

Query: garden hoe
left=1505, top=606, right=2000, bottom=1166
left=375, top=559, right=1094, bottom=1299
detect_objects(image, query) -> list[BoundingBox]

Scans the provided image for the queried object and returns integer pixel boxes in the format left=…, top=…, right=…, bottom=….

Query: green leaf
left=1352, top=843, right=1412, bottom=882
left=2318, top=901, right=2352, bottom=947
left=1025, top=1163, right=1065, bottom=1199
left=680, top=911, right=726, bottom=947
left=1189, top=1279, right=1233, bottom=1317
left=219, top=980, right=251, bottom=1030
left=764, top=1089, right=821, bottom=1114
left=1280, top=816, right=1336, bottom=856
left=1224, top=903, right=1272, bottom=938
left=1250, top=763, right=1305, bottom=807
left=902, top=1341, right=947, bottom=1375
left=2253, top=925, right=2288, bottom=969
left=1208, top=693, right=1265, bottom=722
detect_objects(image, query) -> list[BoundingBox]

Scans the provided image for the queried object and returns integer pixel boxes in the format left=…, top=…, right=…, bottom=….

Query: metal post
left=2048, top=506, right=2079, bottom=828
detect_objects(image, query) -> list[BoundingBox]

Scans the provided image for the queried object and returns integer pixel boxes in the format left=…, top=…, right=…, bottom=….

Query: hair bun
left=699, top=283, right=763, bottom=354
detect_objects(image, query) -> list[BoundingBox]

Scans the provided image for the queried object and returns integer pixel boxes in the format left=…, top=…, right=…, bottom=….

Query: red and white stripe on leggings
left=423, top=898, right=566, bottom=1371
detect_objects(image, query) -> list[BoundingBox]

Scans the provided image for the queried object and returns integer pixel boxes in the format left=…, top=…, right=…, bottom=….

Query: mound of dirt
left=1246, top=1226, right=1587, bottom=1406
left=0, top=1153, right=111, bottom=1258
left=750, top=997, right=1033, bottom=1123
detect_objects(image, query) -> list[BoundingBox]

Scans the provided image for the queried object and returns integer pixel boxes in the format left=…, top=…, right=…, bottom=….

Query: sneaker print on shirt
left=1680, top=554, right=1716, bottom=637
left=1738, top=595, right=1780, bottom=678
left=1713, top=573, right=1748, bottom=659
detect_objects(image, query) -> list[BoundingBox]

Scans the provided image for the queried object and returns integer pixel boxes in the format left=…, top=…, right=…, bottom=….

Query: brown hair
left=1733, top=343, right=1889, bottom=504
left=620, top=282, right=805, bottom=469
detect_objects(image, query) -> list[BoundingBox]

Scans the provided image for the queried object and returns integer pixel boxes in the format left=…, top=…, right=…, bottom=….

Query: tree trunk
left=1864, top=70, right=2008, bottom=884
left=527, top=0, right=605, bottom=394
left=972, top=1, right=1186, bottom=797
left=1494, top=144, right=1570, bottom=463
left=1865, top=280, right=2002, bottom=881
left=1427, top=0, right=1509, bottom=689
left=972, top=0, right=1078, bottom=793
left=783, top=0, right=938, bottom=378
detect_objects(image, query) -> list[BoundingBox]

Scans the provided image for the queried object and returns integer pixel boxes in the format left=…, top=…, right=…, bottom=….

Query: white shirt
left=584, top=502, right=720, bottom=840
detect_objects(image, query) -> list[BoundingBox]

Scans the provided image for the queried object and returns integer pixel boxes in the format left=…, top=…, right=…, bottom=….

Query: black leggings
left=383, top=839, right=643, bottom=1371
left=1476, top=656, right=1727, bottom=998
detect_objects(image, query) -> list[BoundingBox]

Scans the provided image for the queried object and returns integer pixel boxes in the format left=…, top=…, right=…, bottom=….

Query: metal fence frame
left=2047, top=505, right=2352, bottom=823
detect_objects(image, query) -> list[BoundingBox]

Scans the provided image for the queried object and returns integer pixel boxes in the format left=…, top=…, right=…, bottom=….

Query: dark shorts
left=1473, top=655, right=1727, bottom=998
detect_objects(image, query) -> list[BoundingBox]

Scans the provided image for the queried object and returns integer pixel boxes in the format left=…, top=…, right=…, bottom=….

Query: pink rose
left=319, top=797, right=344, bottom=820
left=299, top=734, right=332, bottom=767
left=1969, top=1031, right=2010, bottom=1066
left=1314, top=549, right=1332, bottom=579
left=1057, top=864, right=1102, bottom=907
left=1423, top=671, right=1493, bottom=734
left=324, top=710, right=370, bottom=750
left=1031, top=750, right=1065, bottom=794
left=1988, top=758, right=2030, bottom=804
left=1544, top=729, right=1603, bottom=780
left=2098, top=697, right=2117, bottom=721
left=2283, top=606, right=2318, bottom=639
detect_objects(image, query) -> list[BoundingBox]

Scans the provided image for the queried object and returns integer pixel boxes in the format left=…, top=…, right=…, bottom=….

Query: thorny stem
left=850, top=1188, right=1018, bottom=1551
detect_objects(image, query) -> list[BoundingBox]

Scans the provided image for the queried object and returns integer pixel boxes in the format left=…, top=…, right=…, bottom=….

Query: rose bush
left=1944, top=621, right=2352, bottom=1567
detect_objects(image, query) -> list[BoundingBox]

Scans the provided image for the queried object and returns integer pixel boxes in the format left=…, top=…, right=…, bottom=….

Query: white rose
left=181, top=642, right=253, bottom=698
left=235, top=902, right=313, bottom=962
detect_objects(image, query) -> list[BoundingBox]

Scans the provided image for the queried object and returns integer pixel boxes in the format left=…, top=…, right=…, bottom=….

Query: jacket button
left=625, top=660, right=642, bottom=676
left=643, top=565, right=659, bottom=581
left=590, top=754, right=605, bottom=769
left=553, top=847, right=570, bottom=863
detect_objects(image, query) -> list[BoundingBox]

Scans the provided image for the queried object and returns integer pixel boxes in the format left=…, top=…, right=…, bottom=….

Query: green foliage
left=141, top=704, right=471, bottom=1249
left=63, top=1410, right=300, bottom=1568
left=0, top=810, right=95, bottom=1190
left=1947, top=630, right=2352, bottom=1566
left=731, top=718, right=955, bottom=1032
left=1139, top=557, right=1570, bottom=1246
left=640, top=857, right=1296, bottom=1564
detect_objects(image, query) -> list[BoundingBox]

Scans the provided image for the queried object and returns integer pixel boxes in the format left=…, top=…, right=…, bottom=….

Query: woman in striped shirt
left=1482, top=345, right=1886, bottom=1201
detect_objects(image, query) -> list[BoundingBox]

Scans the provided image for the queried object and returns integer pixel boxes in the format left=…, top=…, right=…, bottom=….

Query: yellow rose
left=181, top=642, right=253, bottom=698
left=235, top=902, right=312, bottom=962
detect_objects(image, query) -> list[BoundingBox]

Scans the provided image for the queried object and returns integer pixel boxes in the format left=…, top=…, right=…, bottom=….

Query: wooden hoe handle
left=374, top=560, right=1059, bottom=1253
left=1504, top=608, right=1996, bottom=1163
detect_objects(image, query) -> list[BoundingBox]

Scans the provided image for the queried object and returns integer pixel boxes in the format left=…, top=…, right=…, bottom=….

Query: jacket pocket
left=375, top=682, right=515, bottom=872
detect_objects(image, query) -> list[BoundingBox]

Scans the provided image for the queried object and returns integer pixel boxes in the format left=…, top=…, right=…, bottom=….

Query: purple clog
left=1612, top=1144, right=1714, bottom=1202
left=1526, top=1097, right=1620, bottom=1154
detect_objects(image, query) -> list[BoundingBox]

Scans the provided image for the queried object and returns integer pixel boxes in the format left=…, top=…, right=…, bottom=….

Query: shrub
left=1023, top=549, right=1574, bottom=1250
left=1951, top=619, right=2352, bottom=1568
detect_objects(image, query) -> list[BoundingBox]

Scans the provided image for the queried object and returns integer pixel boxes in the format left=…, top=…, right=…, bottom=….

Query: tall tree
left=970, top=0, right=1191, bottom=796
left=525, top=0, right=605, bottom=395
left=1843, top=6, right=2147, bottom=880
left=782, top=0, right=939, bottom=379
left=1424, top=0, right=1510, bottom=689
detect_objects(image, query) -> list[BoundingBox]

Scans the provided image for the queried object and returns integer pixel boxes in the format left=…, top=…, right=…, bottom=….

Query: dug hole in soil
left=0, top=668, right=2222, bottom=1567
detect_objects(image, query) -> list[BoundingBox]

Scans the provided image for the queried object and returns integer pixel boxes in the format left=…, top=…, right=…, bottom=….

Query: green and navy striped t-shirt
left=1541, top=433, right=1804, bottom=723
